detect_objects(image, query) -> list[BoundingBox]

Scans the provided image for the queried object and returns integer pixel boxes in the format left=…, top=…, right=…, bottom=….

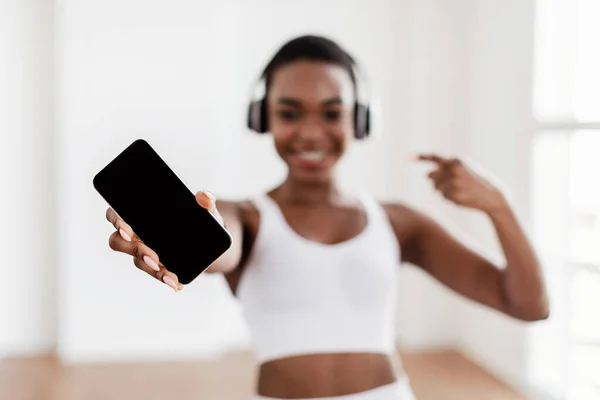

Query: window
left=532, top=0, right=600, bottom=399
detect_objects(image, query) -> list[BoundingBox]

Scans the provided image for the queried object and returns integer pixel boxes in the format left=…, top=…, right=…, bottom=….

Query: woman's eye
left=324, top=110, right=341, bottom=121
left=278, top=110, right=299, bottom=121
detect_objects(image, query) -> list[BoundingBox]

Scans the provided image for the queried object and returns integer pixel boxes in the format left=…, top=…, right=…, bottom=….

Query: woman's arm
left=199, top=195, right=245, bottom=274
left=385, top=155, right=549, bottom=321
left=486, top=203, right=549, bottom=320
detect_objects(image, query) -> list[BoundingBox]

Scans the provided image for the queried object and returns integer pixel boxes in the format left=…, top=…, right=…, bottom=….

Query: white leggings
left=255, top=376, right=417, bottom=400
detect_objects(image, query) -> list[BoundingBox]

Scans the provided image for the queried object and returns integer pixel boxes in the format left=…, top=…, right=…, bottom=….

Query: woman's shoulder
left=379, top=200, right=417, bottom=221
left=379, top=199, right=452, bottom=246
left=378, top=200, right=428, bottom=240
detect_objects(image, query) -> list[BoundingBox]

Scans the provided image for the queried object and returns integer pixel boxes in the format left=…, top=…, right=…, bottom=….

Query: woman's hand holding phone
left=105, top=190, right=223, bottom=291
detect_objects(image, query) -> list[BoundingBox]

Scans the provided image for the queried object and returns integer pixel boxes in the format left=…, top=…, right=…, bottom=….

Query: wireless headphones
left=246, top=59, right=375, bottom=140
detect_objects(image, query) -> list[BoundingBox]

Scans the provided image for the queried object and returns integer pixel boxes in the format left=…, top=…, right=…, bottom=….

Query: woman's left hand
left=415, top=153, right=508, bottom=214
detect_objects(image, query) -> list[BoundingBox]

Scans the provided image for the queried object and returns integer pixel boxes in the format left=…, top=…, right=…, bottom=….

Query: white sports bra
left=236, top=194, right=401, bottom=363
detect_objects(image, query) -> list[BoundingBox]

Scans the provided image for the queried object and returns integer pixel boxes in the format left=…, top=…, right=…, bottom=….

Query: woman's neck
left=273, top=176, right=343, bottom=206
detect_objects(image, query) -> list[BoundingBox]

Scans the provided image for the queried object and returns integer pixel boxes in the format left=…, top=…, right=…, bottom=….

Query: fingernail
left=163, top=275, right=178, bottom=291
left=119, top=228, right=132, bottom=242
left=410, top=154, right=419, bottom=160
left=204, top=191, right=215, bottom=200
left=143, top=255, right=160, bottom=272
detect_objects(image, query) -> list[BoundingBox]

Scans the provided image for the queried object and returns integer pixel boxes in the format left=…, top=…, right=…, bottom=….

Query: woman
left=105, top=35, right=549, bottom=399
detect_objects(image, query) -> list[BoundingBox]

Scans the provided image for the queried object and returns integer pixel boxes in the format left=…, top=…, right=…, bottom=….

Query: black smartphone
left=93, top=139, right=232, bottom=285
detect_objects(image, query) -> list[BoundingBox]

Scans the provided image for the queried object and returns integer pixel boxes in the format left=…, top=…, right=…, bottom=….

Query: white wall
left=0, top=0, right=56, bottom=357
left=394, top=0, right=477, bottom=351
left=458, top=0, right=538, bottom=392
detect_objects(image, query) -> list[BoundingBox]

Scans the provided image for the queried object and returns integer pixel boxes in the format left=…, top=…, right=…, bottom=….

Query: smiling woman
left=103, top=34, right=549, bottom=400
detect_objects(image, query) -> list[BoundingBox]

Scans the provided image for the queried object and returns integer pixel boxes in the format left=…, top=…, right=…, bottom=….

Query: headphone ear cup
left=354, top=102, right=370, bottom=139
left=247, top=99, right=269, bottom=133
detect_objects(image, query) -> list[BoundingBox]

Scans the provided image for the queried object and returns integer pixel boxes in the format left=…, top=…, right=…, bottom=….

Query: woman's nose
left=297, top=118, right=325, bottom=140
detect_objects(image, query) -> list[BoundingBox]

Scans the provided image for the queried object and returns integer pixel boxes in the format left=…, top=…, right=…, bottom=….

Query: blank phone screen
left=93, top=139, right=232, bottom=284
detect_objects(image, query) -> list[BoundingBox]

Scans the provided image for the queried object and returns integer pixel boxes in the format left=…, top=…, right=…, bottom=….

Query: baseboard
left=395, top=337, right=459, bottom=354
left=0, top=343, right=56, bottom=359
left=57, top=341, right=253, bottom=365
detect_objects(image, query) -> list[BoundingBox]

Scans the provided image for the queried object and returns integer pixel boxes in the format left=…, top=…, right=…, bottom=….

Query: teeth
left=298, top=151, right=326, bottom=161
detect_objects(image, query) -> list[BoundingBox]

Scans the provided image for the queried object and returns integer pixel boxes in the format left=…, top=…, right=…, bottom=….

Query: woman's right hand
left=105, top=190, right=223, bottom=291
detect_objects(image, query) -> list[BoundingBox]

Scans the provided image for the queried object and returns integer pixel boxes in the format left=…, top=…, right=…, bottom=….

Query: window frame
left=532, top=0, right=600, bottom=397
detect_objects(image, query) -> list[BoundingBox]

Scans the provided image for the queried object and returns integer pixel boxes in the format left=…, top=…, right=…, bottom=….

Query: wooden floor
left=0, top=350, right=526, bottom=400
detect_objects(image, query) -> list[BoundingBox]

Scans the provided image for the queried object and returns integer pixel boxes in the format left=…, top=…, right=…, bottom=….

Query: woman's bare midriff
left=257, top=352, right=403, bottom=398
